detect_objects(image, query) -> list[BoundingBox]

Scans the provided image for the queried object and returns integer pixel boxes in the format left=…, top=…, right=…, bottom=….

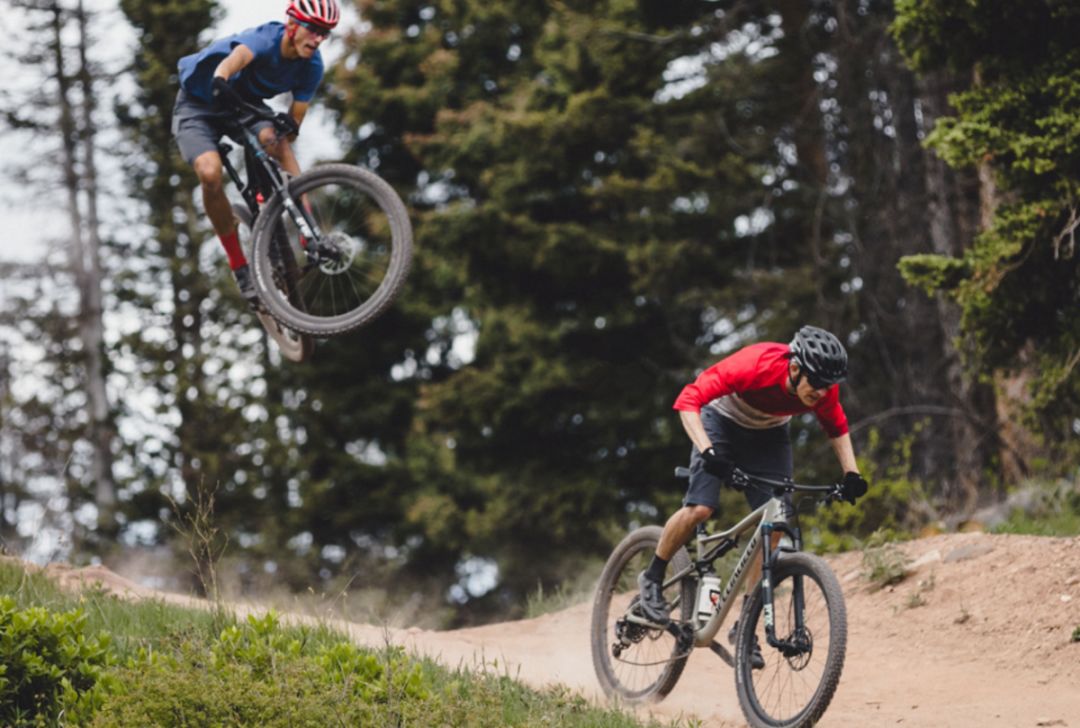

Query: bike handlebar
left=673, top=465, right=842, bottom=499
left=212, top=78, right=299, bottom=138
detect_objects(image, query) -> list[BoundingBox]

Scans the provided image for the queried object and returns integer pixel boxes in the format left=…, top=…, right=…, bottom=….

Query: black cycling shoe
left=728, top=620, right=766, bottom=670
left=232, top=264, right=260, bottom=308
left=636, top=571, right=671, bottom=625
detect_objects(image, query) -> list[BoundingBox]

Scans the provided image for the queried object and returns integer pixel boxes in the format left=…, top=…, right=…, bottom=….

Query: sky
left=0, top=0, right=349, bottom=264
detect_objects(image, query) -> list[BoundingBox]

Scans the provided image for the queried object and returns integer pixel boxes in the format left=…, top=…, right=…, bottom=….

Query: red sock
left=219, top=230, right=247, bottom=270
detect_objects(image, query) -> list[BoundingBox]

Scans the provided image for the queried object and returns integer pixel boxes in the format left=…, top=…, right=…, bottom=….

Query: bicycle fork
left=759, top=522, right=811, bottom=658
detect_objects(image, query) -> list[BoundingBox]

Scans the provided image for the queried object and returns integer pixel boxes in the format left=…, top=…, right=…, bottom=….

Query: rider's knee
left=259, top=127, right=290, bottom=155
left=687, top=504, right=714, bottom=524
left=193, top=152, right=223, bottom=189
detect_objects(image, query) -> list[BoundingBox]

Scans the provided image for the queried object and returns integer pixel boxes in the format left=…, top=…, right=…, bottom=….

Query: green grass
left=525, top=557, right=604, bottom=619
left=990, top=508, right=1080, bottom=537
left=0, top=560, right=683, bottom=728
left=990, top=479, right=1080, bottom=537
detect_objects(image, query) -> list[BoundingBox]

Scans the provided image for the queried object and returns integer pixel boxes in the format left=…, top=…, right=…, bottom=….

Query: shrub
left=93, top=610, right=429, bottom=727
left=861, top=532, right=911, bottom=591
left=801, top=426, right=932, bottom=552
left=0, top=596, right=115, bottom=727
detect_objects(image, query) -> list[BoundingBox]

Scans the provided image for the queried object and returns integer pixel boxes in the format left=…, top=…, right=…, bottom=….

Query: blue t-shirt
left=178, top=22, right=324, bottom=104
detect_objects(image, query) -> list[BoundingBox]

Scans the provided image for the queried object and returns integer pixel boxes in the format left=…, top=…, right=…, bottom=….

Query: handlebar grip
left=274, top=113, right=300, bottom=137
left=729, top=468, right=750, bottom=489
left=211, top=77, right=242, bottom=109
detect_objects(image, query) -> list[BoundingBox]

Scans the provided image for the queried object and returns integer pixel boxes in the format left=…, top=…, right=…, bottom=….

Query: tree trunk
left=50, top=1, right=94, bottom=549
left=966, top=66, right=1036, bottom=486
left=777, top=0, right=830, bottom=312
left=74, top=0, right=117, bottom=534
left=917, top=69, right=1004, bottom=507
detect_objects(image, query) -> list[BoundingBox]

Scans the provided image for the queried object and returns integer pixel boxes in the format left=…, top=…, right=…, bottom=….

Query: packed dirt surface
left=22, top=532, right=1080, bottom=727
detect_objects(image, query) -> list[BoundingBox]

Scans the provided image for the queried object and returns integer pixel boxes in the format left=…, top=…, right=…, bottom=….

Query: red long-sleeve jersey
left=673, top=342, right=849, bottom=438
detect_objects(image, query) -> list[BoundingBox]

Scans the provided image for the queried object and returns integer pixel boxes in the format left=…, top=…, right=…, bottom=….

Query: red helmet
left=287, top=0, right=340, bottom=30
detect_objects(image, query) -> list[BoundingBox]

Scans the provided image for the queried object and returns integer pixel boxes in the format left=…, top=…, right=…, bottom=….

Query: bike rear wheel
left=734, top=552, right=847, bottom=728
left=233, top=204, right=314, bottom=363
left=250, top=164, right=413, bottom=337
left=590, top=525, right=694, bottom=704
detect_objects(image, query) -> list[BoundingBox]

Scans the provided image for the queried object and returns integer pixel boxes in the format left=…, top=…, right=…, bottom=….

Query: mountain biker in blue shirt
left=172, top=0, right=341, bottom=305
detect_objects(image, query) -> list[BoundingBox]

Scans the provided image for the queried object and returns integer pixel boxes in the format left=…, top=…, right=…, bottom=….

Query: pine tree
left=894, top=0, right=1080, bottom=471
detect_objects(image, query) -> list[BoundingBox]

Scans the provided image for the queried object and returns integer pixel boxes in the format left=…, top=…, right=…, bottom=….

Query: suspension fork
left=759, top=522, right=807, bottom=653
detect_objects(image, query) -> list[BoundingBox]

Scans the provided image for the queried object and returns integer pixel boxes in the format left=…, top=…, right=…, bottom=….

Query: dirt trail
left=24, top=532, right=1080, bottom=727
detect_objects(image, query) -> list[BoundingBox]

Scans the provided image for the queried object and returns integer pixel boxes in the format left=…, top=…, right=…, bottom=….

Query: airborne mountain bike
left=590, top=466, right=848, bottom=728
left=217, top=96, right=413, bottom=361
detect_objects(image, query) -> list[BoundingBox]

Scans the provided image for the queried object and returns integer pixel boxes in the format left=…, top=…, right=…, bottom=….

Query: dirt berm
left=25, top=532, right=1080, bottom=727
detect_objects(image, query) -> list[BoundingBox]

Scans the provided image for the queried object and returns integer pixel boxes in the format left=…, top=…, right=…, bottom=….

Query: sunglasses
left=295, top=19, right=332, bottom=38
left=804, top=373, right=833, bottom=390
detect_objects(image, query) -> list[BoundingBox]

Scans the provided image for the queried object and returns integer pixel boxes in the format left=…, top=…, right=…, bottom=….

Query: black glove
left=700, top=446, right=735, bottom=482
left=273, top=112, right=300, bottom=137
left=840, top=472, right=868, bottom=504
left=211, top=77, right=243, bottom=109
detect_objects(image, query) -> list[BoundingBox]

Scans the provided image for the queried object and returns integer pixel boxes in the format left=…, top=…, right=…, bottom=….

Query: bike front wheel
left=590, top=525, right=694, bottom=704
left=734, top=551, right=847, bottom=728
left=250, top=163, right=413, bottom=337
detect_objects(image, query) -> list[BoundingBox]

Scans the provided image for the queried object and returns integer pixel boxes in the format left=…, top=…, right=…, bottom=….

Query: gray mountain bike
left=590, top=467, right=848, bottom=728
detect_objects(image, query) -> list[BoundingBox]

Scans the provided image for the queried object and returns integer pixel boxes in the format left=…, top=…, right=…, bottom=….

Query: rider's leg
left=258, top=128, right=313, bottom=248
left=654, top=504, right=713, bottom=563
left=192, top=150, right=245, bottom=270
left=638, top=441, right=720, bottom=623
left=259, top=127, right=301, bottom=175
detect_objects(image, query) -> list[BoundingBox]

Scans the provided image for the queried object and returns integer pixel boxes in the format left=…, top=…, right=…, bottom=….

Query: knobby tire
left=590, top=525, right=694, bottom=704
left=233, top=203, right=314, bottom=362
left=250, top=164, right=412, bottom=337
left=734, top=551, right=847, bottom=728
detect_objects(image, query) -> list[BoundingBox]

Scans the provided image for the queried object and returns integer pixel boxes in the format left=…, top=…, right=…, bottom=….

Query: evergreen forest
left=1, top=0, right=1077, bottom=626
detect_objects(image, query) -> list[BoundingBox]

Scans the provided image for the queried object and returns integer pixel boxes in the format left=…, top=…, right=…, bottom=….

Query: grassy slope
left=0, top=561, right=683, bottom=728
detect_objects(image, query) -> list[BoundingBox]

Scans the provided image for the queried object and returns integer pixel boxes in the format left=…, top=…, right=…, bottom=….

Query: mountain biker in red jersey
left=637, top=325, right=869, bottom=664
left=171, top=0, right=340, bottom=305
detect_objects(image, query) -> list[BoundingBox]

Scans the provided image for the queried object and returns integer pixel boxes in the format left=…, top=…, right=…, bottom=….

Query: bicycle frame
left=217, top=112, right=323, bottom=255
left=621, top=469, right=836, bottom=665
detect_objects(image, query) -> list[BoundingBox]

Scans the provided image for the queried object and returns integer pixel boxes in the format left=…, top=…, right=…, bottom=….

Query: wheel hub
left=316, top=231, right=359, bottom=274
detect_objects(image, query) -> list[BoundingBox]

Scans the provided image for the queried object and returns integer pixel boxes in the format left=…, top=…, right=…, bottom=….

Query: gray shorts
left=684, top=407, right=794, bottom=511
left=171, top=89, right=275, bottom=165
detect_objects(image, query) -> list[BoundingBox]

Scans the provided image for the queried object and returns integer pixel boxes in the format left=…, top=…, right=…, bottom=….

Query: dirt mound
left=13, top=532, right=1080, bottom=727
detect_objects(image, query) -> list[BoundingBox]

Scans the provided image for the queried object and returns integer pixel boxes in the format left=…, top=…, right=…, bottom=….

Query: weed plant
left=861, top=531, right=911, bottom=591
left=525, top=557, right=604, bottom=618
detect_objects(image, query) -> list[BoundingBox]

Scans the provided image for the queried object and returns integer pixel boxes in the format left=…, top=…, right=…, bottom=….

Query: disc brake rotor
left=317, top=231, right=359, bottom=275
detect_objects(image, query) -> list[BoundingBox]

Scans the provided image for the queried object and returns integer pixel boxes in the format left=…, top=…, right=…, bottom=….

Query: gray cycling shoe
left=636, top=571, right=671, bottom=625
left=232, top=264, right=260, bottom=308
left=728, top=620, right=766, bottom=670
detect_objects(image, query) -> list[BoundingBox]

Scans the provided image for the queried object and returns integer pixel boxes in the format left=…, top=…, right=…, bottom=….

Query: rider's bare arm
left=679, top=410, right=713, bottom=454
left=213, top=44, right=255, bottom=80
left=829, top=432, right=858, bottom=474
left=288, top=100, right=310, bottom=128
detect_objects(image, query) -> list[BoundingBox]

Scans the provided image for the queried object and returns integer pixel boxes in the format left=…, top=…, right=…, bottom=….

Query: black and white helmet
left=789, top=325, right=847, bottom=387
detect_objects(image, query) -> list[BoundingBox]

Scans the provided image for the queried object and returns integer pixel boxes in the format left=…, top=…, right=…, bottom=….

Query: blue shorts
left=171, top=89, right=274, bottom=165
left=683, top=407, right=794, bottom=511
